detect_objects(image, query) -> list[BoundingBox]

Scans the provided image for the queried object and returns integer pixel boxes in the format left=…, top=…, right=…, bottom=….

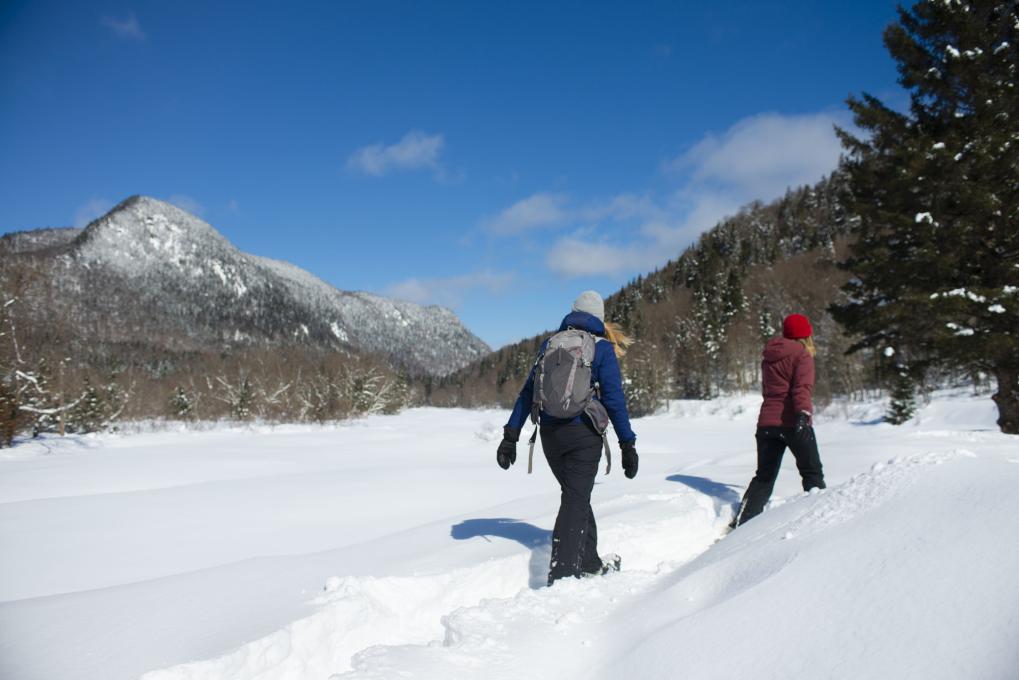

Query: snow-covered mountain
left=4, top=196, right=489, bottom=375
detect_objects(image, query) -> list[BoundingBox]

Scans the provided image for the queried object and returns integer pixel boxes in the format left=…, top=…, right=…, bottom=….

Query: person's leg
left=541, top=423, right=602, bottom=584
left=787, top=427, right=826, bottom=491
left=735, top=428, right=786, bottom=526
left=542, top=431, right=570, bottom=582
left=579, top=504, right=602, bottom=575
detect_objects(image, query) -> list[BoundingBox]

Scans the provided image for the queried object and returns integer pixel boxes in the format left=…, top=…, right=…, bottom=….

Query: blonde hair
left=604, top=321, right=633, bottom=358
left=799, top=336, right=817, bottom=357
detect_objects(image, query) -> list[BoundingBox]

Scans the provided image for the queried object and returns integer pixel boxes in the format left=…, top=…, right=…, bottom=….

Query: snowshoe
left=573, top=554, right=621, bottom=583
left=597, top=553, right=621, bottom=575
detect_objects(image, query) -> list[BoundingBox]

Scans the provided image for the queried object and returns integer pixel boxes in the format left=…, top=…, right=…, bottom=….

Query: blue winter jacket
left=506, top=311, right=636, bottom=444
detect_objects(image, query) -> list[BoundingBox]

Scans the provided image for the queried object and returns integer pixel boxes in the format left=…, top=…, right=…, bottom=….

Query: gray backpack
left=526, top=328, right=612, bottom=474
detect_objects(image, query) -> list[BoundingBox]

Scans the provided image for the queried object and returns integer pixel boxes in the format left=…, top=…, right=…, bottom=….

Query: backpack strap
left=529, top=346, right=545, bottom=425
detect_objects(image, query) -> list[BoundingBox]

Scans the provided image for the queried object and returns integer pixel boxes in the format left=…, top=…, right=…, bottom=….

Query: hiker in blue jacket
left=497, top=290, right=638, bottom=585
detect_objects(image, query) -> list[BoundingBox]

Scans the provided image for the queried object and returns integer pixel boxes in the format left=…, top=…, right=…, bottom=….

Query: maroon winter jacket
left=757, top=337, right=815, bottom=428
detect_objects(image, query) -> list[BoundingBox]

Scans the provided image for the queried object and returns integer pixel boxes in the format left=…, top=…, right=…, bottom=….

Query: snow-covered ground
left=1, top=390, right=1016, bottom=680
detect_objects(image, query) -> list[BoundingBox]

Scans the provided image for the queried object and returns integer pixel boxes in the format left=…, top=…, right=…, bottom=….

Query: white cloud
left=101, top=12, right=145, bottom=41
left=386, top=270, right=514, bottom=309
left=346, top=131, right=445, bottom=177
left=73, top=198, right=114, bottom=227
left=666, top=111, right=847, bottom=200
left=167, top=195, right=205, bottom=216
left=481, top=192, right=570, bottom=235
left=545, top=235, right=650, bottom=278
left=649, top=192, right=743, bottom=251
left=579, top=193, right=665, bottom=224
left=545, top=111, right=848, bottom=278
left=481, top=191, right=662, bottom=238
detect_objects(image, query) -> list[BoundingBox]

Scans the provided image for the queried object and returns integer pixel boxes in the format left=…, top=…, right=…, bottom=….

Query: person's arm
left=790, top=350, right=815, bottom=421
left=505, top=342, right=545, bottom=431
left=594, top=341, right=636, bottom=443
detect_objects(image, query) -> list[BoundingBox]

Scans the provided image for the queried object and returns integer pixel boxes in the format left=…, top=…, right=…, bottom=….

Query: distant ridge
left=2, top=196, right=489, bottom=376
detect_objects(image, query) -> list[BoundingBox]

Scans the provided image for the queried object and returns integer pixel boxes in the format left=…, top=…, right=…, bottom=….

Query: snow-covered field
left=2, top=391, right=1017, bottom=680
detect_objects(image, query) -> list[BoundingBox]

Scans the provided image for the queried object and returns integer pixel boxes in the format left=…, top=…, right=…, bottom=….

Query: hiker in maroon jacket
left=732, top=313, right=826, bottom=527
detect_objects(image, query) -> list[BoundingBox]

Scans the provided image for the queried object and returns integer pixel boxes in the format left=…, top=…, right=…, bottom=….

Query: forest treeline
left=0, top=263, right=413, bottom=446
left=424, top=174, right=884, bottom=417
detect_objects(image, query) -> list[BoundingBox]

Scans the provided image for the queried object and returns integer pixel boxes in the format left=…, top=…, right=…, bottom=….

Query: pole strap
left=527, top=426, right=538, bottom=474
left=602, top=434, right=611, bottom=475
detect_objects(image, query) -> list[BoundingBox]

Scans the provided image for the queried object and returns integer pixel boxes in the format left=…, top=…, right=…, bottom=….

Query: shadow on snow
left=666, top=474, right=743, bottom=506
left=450, top=518, right=552, bottom=590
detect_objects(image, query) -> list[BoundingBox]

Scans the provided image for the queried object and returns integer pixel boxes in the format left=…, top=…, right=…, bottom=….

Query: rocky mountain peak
left=73, top=195, right=234, bottom=274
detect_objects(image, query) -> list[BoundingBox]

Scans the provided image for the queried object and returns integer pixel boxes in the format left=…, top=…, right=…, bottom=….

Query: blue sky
left=0, top=1, right=903, bottom=349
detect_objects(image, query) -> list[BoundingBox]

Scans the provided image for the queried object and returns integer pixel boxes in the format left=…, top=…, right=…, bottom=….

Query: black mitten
left=621, top=441, right=638, bottom=479
left=497, top=426, right=520, bottom=470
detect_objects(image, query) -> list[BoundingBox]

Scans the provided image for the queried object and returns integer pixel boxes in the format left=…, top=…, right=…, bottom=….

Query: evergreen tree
left=346, top=367, right=392, bottom=416
left=232, top=377, right=254, bottom=420
left=672, top=316, right=712, bottom=399
left=886, top=367, right=919, bottom=425
left=756, top=302, right=777, bottom=344
left=65, top=376, right=127, bottom=433
left=68, top=379, right=104, bottom=434
left=832, top=0, right=1019, bottom=433
left=170, top=386, right=194, bottom=420
left=622, top=343, right=670, bottom=417
left=384, top=371, right=413, bottom=414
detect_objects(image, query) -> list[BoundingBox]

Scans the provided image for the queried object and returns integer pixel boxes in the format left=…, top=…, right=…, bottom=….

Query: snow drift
left=1, top=391, right=1016, bottom=680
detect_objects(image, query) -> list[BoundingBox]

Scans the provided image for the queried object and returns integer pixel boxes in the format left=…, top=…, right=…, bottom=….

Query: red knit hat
left=782, top=313, right=813, bottom=339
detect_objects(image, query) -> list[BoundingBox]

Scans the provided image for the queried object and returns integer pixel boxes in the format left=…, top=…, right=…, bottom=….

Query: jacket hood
left=558, top=311, right=606, bottom=336
left=763, top=336, right=805, bottom=363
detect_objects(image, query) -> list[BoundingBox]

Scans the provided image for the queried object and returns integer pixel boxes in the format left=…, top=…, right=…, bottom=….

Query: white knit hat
left=571, top=290, right=604, bottom=321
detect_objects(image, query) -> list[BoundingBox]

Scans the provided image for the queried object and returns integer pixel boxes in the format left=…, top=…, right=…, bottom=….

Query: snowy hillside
left=252, top=254, right=481, bottom=374
left=1, top=390, right=1015, bottom=680
left=4, top=196, right=489, bottom=375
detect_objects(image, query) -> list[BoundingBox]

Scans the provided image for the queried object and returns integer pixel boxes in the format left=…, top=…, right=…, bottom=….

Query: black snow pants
left=735, top=426, right=825, bottom=526
left=541, top=421, right=604, bottom=585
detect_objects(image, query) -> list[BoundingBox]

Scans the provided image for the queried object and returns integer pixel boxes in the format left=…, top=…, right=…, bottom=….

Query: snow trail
left=140, top=558, right=532, bottom=680
left=142, top=484, right=727, bottom=680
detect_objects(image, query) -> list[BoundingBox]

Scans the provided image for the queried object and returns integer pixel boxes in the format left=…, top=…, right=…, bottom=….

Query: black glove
left=793, top=412, right=812, bottom=444
left=621, top=441, right=638, bottom=479
left=497, top=426, right=520, bottom=470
